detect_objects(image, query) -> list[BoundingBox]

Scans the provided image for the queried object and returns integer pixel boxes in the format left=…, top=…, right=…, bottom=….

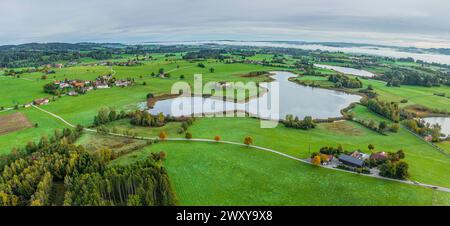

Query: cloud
left=0, top=0, right=449, bottom=47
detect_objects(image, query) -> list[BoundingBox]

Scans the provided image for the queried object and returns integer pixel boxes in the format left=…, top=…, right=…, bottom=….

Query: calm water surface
left=422, top=117, right=450, bottom=137
left=314, top=64, right=375, bottom=77
left=149, top=71, right=361, bottom=119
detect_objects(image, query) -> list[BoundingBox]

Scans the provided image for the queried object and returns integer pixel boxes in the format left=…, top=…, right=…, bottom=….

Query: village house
left=68, top=91, right=78, bottom=96
left=115, top=80, right=131, bottom=87
left=350, top=151, right=370, bottom=160
left=33, top=98, right=49, bottom=106
left=59, top=82, right=71, bottom=89
left=54, top=63, right=63, bottom=69
left=68, top=80, right=85, bottom=88
left=95, top=81, right=109, bottom=89
left=369, top=152, right=388, bottom=161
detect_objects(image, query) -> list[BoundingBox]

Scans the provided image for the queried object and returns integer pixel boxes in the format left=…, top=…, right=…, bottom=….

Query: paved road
left=32, top=105, right=450, bottom=193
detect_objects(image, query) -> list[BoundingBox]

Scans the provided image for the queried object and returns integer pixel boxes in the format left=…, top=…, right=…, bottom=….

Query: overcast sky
left=1, top=0, right=450, bottom=48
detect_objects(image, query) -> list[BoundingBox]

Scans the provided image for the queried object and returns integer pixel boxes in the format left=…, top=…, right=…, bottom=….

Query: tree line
left=362, top=98, right=400, bottom=122
left=328, top=74, right=363, bottom=88
left=283, top=115, right=316, bottom=130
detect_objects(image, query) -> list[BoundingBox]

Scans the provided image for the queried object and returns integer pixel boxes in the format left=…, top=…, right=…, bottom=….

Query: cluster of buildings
left=52, top=74, right=133, bottom=96
left=53, top=80, right=94, bottom=96
left=319, top=150, right=388, bottom=169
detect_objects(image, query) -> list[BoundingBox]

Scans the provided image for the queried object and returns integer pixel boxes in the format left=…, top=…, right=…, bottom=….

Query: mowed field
left=359, top=78, right=450, bottom=111
left=99, top=105, right=450, bottom=189
left=2, top=54, right=450, bottom=206
left=294, top=72, right=450, bottom=111
left=0, top=108, right=70, bottom=154
left=0, top=59, right=280, bottom=151
left=109, top=141, right=450, bottom=205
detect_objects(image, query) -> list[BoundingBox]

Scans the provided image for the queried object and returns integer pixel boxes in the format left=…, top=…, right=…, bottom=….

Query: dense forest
left=0, top=127, right=176, bottom=206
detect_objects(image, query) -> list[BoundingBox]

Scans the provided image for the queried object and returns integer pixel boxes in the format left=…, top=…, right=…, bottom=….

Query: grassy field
left=97, top=108, right=450, bottom=188
left=0, top=60, right=281, bottom=151
left=436, top=141, right=450, bottom=155
left=0, top=108, right=70, bottom=154
left=359, top=78, right=450, bottom=111
left=109, top=141, right=450, bottom=205
left=2, top=52, right=450, bottom=206
left=295, top=75, right=335, bottom=88
left=293, top=72, right=450, bottom=111
left=0, top=59, right=279, bottom=108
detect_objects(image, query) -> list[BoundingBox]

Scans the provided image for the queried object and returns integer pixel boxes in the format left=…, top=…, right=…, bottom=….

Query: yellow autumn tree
left=30, top=199, right=43, bottom=206
left=243, top=136, right=253, bottom=145
left=311, top=155, right=321, bottom=166
left=319, top=154, right=329, bottom=163
left=159, top=131, right=168, bottom=140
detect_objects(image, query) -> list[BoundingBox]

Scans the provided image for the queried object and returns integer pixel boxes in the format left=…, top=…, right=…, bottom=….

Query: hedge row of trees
left=93, top=107, right=128, bottom=126
left=352, top=119, right=399, bottom=134
left=362, top=98, right=400, bottom=122
left=403, top=119, right=442, bottom=142
left=130, top=111, right=167, bottom=127
left=328, top=74, right=363, bottom=88
left=283, top=115, right=316, bottom=130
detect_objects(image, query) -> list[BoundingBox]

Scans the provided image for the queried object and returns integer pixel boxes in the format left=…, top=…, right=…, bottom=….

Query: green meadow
left=109, top=141, right=450, bottom=205
left=1, top=51, right=450, bottom=206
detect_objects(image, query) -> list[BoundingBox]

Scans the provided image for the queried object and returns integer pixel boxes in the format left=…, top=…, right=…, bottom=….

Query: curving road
left=32, top=105, right=450, bottom=193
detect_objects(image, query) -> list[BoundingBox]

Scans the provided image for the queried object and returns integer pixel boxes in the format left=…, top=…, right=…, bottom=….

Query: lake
left=422, top=117, right=450, bottom=137
left=149, top=71, right=361, bottom=120
left=314, top=64, right=375, bottom=77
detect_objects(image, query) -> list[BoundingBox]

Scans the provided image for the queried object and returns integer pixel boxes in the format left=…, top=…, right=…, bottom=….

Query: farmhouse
left=33, top=98, right=49, bottom=106
left=59, top=82, right=70, bottom=89
left=95, top=81, right=109, bottom=89
left=370, top=152, right=388, bottom=161
left=54, top=63, right=63, bottom=68
left=68, top=91, right=78, bottom=96
left=338, top=154, right=365, bottom=168
left=115, top=80, right=131, bottom=87
left=350, top=151, right=370, bottom=160
left=71, top=81, right=85, bottom=88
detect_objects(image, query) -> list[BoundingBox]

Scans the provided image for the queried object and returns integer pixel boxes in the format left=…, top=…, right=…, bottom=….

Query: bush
left=159, top=131, right=168, bottom=140
left=244, top=136, right=253, bottom=145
